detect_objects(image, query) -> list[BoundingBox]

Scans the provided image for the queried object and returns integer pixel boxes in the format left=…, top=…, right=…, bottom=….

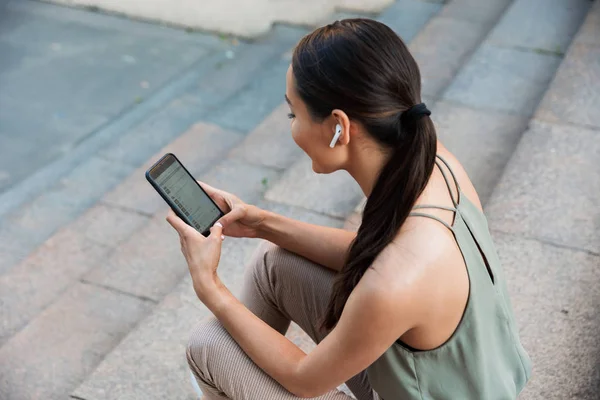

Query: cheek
left=290, top=121, right=300, bottom=145
left=291, top=121, right=328, bottom=171
left=291, top=120, right=310, bottom=152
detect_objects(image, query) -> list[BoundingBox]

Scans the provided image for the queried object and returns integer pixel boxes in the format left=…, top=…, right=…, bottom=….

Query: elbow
left=284, top=358, right=334, bottom=398
left=285, top=376, right=329, bottom=398
left=289, top=386, right=320, bottom=399
left=285, top=377, right=314, bottom=398
left=285, top=366, right=323, bottom=398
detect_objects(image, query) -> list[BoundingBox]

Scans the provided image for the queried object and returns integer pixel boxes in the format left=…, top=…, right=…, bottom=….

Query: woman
left=166, top=18, right=532, bottom=400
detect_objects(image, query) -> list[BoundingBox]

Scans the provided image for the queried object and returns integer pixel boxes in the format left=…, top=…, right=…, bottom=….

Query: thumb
left=218, top=206, right=246, bottom=228
left=209, top=221, right=224, bottom=242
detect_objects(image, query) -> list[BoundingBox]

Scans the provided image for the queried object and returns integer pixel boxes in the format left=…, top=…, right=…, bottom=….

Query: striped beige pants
left=186, top=240, right=381, bottom=400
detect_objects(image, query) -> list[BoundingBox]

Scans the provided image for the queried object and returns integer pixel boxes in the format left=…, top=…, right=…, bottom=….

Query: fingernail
left=221, top=235, right=225, bottom=240
left=215, top=222, right=223, bottom=228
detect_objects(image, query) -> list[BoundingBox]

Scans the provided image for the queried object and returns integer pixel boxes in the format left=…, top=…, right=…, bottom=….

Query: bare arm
left=168, top=208, right=420, bottom=399
left=196, top=181, right=355, bottom=272
left=199, top=253, right=415, bottom=398
left=257, top=209, right=356, bottom=272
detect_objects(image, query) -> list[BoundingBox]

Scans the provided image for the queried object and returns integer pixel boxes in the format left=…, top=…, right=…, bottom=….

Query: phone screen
left=147, top=154, right=222, bottom=234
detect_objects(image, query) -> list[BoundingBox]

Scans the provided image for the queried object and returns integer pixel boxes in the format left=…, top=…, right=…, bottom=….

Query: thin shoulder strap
left=408, top=155, right=462, bottom=232
left=408, top=212, right=453, bottom=231
left=412, top=204, right=456, bottom=212
left=435, top=155, right=461, bottom=206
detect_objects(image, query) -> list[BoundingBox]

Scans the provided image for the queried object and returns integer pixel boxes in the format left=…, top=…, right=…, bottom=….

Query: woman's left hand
left=166, top=209, right=225, bottom=301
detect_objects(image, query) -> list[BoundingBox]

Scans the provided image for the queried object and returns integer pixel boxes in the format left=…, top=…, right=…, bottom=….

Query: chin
left=310, top=160, right=326, bottom=174
left=311, top=160, right=337, bottom=174
left=310, top=160, right=323, bottom=174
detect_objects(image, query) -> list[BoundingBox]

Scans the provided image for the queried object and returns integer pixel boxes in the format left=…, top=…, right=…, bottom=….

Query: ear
left=331, top=109, right=352, bottom=146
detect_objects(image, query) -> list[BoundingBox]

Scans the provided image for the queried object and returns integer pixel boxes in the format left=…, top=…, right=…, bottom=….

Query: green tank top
left=366, top=155, right=532, bottom=399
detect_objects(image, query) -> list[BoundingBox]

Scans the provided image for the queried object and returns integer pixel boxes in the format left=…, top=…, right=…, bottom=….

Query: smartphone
left=145, top=153, right=224, bottom=237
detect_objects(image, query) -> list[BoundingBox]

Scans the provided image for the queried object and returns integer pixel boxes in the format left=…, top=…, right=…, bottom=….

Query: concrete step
left=0, top=31, right=306, bottom=388
left=265, top=153, right=365, bottom=219
left=0, top=19, right=305, bottom=275
left=82, top=158, right=282, bottom=304
left=0, top=66, right=309, bottom=397
left=0, top=281, right=153, bottom=400
left=229, top=103, right=303, bottom=170
left=203, top=55, right=292, bottom=134
left=67, top=96, right=350, bottom=399
left=0, top=121, right=243, bottom=345
left=72, top=204, right=344, bottom=400
left=0, top=0, right=226, bottom=200
left=0, top=0, right=230, bottom=218
left=0, top=123, right=244, bottom=398
left=434, top=0, right=591, bottom=204
left=0, top=24, right=308, bottom=396
left=484, top=2, right=600, bottom=398
left=410, top=0, right=514, bottom=99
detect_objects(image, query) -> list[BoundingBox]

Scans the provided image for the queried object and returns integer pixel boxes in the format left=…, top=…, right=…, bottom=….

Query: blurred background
left=0, top=0, right=598, bottom=399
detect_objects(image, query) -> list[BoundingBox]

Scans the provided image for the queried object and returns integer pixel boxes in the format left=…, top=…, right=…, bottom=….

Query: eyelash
left=287, top=112, right=296, bottom=119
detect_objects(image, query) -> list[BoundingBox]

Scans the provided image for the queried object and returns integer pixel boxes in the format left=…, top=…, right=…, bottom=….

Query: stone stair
left=0, top=0, right=306, bottom=273
left=0, top=0, right=596, bottom=399
left=0, top=4, right=305, bottom=398
left=485, top=2, right=600, bottom=398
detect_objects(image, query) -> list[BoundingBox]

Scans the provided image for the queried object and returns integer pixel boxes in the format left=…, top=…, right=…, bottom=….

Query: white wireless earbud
left=330, top=124, right=342, bottom=148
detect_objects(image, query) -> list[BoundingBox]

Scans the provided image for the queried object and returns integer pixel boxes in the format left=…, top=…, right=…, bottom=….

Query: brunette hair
left=291, top=19, right=437, bottom=330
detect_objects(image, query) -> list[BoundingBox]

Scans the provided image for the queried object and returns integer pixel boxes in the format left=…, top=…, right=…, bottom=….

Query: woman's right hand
left=197, top=181, right=265, bottom=239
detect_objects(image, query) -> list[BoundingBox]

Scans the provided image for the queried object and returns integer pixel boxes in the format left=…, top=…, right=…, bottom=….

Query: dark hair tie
left=402, top=103, right=431, bottom=122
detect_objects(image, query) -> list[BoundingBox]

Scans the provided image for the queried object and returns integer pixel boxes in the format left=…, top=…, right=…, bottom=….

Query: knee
left=247, top=241, right=320, bottom=293
left=248, top=240, right=287, bottom=279
left=186, top=317, right=227, bottom=380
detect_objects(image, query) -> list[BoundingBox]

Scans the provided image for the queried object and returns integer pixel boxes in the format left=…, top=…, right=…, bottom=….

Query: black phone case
left=145, top=153, right=225, bottom=237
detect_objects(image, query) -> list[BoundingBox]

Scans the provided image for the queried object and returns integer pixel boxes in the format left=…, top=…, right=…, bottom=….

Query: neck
left=345, top=144, right=390, bottom=197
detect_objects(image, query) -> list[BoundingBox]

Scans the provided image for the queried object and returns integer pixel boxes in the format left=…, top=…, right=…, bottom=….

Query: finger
left=197, top=180, right=219, bottom=196
left=166, top=209, right=188, bottom=235
left=198, top=180, right=231, bottom=210
left=209, top=221, right=224, bottom=242
left=167, top=210, right=198, bottom=239
left=217, top=206, right=246, bottom=228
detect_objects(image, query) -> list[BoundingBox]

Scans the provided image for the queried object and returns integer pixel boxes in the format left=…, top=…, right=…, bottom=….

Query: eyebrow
left=284, top=94, right=293, bottom=107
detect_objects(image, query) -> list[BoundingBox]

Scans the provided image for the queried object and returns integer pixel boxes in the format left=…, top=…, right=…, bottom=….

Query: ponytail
left=289, top=18, right=438, bottom=330
left=320, top=112, right=437, bottom=330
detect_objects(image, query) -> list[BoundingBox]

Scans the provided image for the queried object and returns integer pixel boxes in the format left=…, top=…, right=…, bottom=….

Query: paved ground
left=0, top=0, right=228, bottom=196
left=44, top=0, right=394, bottom=37
left=0, top=0, right=598, bottom=399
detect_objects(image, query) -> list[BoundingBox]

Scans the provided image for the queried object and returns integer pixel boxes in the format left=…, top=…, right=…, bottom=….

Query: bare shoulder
left=349, top=145, right=474, bottom=347
left=346, top=253, right=422, bottom=337
left=357, top=237, right=445, bottom=325
left=436, top=145, right=483, bottom=212
left=359, top=216, right=468, bottom=328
